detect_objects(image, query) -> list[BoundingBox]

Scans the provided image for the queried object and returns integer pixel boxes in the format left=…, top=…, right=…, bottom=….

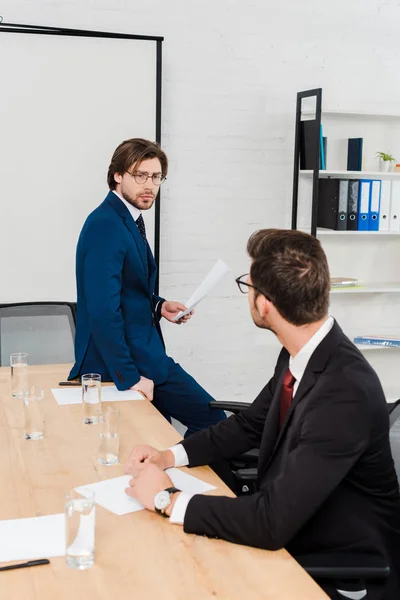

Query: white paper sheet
left=172, top=259, right=230, bottom=321
left=51, top=386, right=144, bottom=406
left=0, top=514, right=65, bottom=563
left=75, top=468, right=216, bottom=516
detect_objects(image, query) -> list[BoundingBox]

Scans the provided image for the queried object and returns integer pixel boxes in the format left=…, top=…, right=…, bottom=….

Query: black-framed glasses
left=235, top=273, right=271, bottom=300
left=127, top=171, right=167, bottom=185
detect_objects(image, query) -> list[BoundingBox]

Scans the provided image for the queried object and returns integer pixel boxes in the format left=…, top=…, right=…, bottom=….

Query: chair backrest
left=0, top=302, right=76, bottom=366
left=389, top=401, right=400, bottom=483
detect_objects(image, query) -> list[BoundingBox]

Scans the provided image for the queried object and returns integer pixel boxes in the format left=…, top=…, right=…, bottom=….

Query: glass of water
left=97, top=406, right=119, bottom=465
left=82, top=373, right=101, bottom=424
left=65, top=488, right=95, bottom=570
left=23, top=386, right=44, bottom=440
left=10, top=352, right=29, bottom=398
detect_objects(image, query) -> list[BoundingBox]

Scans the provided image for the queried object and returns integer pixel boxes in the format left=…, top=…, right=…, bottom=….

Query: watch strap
left=155, top=487, right=181, bottom=518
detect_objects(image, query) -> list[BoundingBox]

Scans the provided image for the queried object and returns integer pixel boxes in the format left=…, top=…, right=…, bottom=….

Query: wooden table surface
left=0, top=364, right=327, bottom=600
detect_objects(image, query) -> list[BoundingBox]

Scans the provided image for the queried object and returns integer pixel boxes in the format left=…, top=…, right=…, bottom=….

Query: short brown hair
left=247, top=229, right=330, bottom=326
left=107, top=138, right=168, bottom=189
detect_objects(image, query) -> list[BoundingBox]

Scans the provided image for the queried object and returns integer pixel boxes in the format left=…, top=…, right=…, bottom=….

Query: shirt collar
left=289, top=316, right=334, bottom=384
left=112, top=190, right=141, bottom=222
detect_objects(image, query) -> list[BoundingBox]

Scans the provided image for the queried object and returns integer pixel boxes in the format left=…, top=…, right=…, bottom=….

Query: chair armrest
left=230, top=448, right=260, bottom=469
left=296, top=552, right=390, bottom=580
left=233, top=467, right=258, bottom=481
left=208, top=401, right=250, bottom=413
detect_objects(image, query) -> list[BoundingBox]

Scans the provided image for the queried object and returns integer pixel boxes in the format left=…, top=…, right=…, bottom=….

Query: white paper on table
left=172, top=259, right=230, bottom=321
left=51, top=386, right=144, bottom=406
left=75, top=468, right=216, bottom=516
left=0, top=514, right=65, bottom=563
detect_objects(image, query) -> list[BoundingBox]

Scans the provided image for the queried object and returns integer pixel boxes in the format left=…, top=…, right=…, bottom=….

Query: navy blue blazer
left=69, top=191, right=169, bottom=390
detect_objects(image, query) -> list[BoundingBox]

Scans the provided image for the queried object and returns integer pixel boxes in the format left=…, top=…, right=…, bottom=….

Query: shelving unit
left=292, top=88, right=400, bottom=402
left=317, top=229, right=400, bottom=236
left=301, top=109, right=400, bottom=119
left=330, top=282, right=400, bottom=294
left=300, top=170, right=400, bottom=179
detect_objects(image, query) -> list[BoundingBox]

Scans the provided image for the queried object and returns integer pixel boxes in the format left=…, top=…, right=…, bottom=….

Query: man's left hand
left=161, top=301, right=194, bottom=324
left=125, top=462, right=173, bottom=511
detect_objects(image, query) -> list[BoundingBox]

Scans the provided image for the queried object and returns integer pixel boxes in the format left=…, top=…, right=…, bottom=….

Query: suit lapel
left=105, top=191, right=149, bottom=278
left=147, top=243, right=157, bottom=292
left=257, top=321, right=345, bottom=479
left=274, top=369, right=317, bottom=448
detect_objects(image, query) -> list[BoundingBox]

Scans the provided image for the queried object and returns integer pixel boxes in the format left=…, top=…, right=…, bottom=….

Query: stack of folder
left=354, top=336, right=400, bottom=347
left=317, top=179, right=400, bottom=232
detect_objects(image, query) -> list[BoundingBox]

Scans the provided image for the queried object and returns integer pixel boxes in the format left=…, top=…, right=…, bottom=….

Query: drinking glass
left=23, top=386, right=44, bottom=440
left=97, top=406, right=119, bottom=465
left=10, top=352, right=29, bottom=398
left=65, top=488, right=95, bottom=569
left=82, top=373, right=101, bottom=424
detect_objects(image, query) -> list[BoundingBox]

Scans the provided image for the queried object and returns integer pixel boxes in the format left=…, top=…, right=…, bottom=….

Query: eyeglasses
left=127, top=171, right=167, bottom=185
left=235, top=273, right=271, bottom=301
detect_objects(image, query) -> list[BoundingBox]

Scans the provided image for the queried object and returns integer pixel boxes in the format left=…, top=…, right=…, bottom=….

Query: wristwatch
left=154, top=486, right=181, bottom=517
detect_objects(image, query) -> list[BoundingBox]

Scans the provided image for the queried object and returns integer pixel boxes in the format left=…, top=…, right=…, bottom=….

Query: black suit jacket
left=182, top=322, right=400, bottom=592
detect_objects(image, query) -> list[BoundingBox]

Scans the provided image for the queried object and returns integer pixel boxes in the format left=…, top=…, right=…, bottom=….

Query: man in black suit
left=125, top=229, right=400, bottom=599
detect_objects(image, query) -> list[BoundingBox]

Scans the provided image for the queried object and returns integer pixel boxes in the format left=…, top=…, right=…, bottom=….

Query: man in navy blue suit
left=69, top=138, right=226, bottom=435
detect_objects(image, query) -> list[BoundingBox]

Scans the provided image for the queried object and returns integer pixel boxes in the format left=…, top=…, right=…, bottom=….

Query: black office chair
left=0, top=302, right=76, bottom=366
left=209, top=398, right=400, bottom=598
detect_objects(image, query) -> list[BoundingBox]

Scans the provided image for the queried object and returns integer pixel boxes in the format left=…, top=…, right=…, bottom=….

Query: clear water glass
left=23, top=386, right=44, bottom=440
left=10, top=352, right=29, bottom=398
left=82, top=373, right=101, bottom=424
left=65, top=488, right=95, bottom=570
left=97, top=406, right=119, bottom=465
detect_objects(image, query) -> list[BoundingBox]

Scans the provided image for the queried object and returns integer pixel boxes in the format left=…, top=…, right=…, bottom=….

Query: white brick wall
left=2, top=0, right=400, bottom=402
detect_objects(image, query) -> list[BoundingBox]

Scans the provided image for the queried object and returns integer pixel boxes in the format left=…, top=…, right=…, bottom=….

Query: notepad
left=75, top=468, right=216, bottom=516
left=0, top=514, right=65, bottom=563
left=51, top=386, right=144, bottom=406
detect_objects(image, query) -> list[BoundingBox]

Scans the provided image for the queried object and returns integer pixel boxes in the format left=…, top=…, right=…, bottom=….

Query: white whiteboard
left=0, top=29, right=160, bottom=302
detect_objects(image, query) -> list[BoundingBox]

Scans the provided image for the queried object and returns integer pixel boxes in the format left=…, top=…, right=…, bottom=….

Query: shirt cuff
left=169, top=444, right=189, bottom=467
left=155, top=299, right=166, bottom=321
left=169, top=492, right=194, bottom=525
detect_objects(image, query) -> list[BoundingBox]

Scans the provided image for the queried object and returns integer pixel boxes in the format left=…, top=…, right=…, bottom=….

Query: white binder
left=379, top=180, right=392, bottom=231
left=390, top=181, right=400, bottom=232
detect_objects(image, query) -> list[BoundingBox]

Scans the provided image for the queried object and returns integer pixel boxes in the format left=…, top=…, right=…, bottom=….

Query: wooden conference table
left=0, top=364, right=328, bottom=600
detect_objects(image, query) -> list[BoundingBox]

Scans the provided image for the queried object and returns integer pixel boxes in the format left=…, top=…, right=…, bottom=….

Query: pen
left=58, top=381, right=81, bottom=386
left=0, top=559, right=50, bottom=572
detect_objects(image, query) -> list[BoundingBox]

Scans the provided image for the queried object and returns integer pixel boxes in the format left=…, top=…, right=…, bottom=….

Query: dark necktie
left=280, top=368, right=296, bottom=426
left=136, top=214, right=147, bottom=244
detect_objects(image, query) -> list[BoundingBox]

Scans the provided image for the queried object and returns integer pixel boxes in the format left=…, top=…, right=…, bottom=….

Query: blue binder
left=357, top=180, right=371, bottom=231
left=368, top=180, right=381, bottom=231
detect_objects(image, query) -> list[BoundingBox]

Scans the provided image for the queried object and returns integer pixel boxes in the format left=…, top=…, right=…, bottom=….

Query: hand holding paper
left=172, top=259, right=230, bottom=321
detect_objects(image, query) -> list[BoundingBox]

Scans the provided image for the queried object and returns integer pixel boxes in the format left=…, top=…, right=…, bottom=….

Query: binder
left=347, top=138, right=363, bottom=171
left=379, top=180, right=391, bottom=231
left=357, top=180, right=371, bottom=231
left=299, top=120, right=318, bottom=170
left=299, top=121, right=326, bottom=170
left=317, top=179, right=339, bottom=230
left=337, top=180, right=349, bottom=230
left=320, top=125, right=326, bottom=170
left=347, top=180, right=359, bottom=230
left=390, top=181, right=400, bottom=232
left=368, top=180, right=381, bottom=231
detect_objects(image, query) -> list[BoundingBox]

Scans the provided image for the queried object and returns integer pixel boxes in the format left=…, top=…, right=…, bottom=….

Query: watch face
left=154, top=490, right=170, bottom=510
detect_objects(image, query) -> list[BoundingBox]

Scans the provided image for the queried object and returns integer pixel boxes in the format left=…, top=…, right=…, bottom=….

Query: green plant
left=376, top=151, right=396, bottom=162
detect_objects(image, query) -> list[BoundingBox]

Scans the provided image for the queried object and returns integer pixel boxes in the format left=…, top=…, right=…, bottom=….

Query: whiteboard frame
left=0, top=21, right=163, bottom=294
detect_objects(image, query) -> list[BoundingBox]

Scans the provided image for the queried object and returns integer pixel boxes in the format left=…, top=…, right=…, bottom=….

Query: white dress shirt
left=168, top=316, right=335, bottom=524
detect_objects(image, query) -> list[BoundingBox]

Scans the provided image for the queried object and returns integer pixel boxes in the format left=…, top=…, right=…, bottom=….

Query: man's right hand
left=124, top=445, right=175, bottom=475
left=131, top=376, right=154, bottom=401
